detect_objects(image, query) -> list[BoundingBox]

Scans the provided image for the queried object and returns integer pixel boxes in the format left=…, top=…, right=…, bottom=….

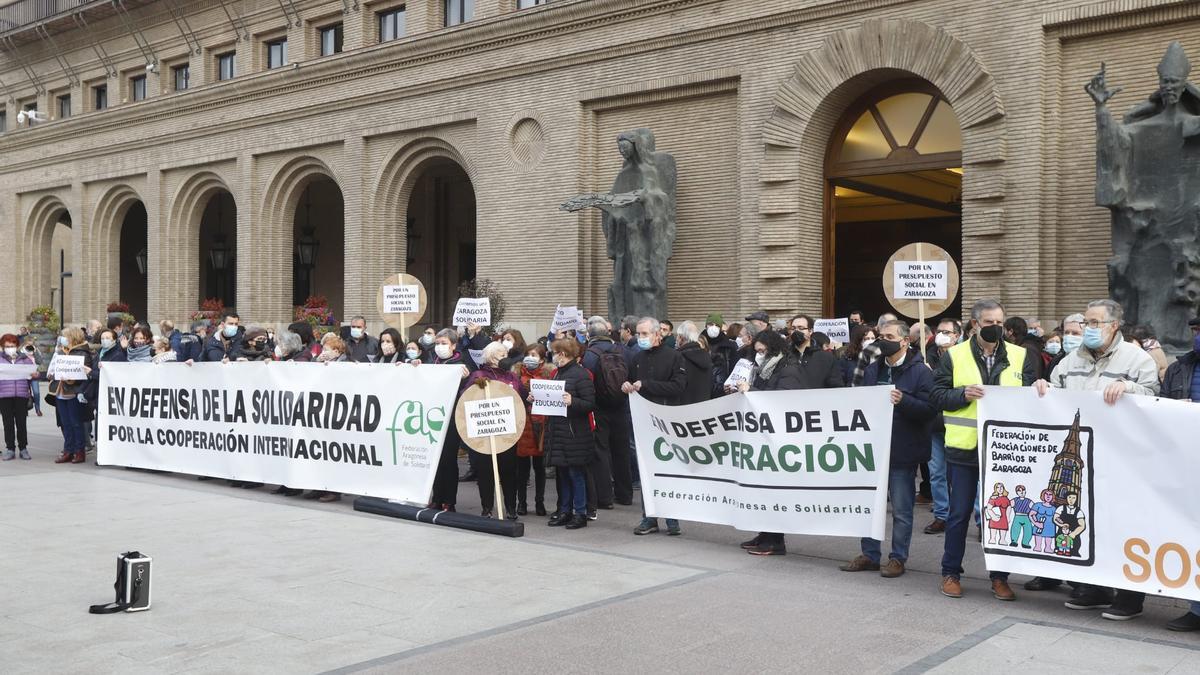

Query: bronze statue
left=562, top=128, right=677, bottom=322
left=1089, top=42, right=1200, bottom=347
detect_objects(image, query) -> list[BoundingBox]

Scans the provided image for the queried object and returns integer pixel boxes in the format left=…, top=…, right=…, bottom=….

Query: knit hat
left=706, top=313, right=723, bottom=325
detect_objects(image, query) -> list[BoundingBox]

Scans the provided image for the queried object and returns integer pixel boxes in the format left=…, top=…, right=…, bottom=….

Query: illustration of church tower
left=1047, top=410, right=1085, bottom=506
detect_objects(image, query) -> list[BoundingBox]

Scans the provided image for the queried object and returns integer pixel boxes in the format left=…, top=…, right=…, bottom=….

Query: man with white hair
left=583, top=315, right=632, bottom=507
left=675, top=321, right=712, bottom=405
left=1028, top=299, right=1159, bottom=611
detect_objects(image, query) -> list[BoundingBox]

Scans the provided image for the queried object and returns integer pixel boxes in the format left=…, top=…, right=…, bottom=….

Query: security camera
left=146, top=62, right=158, bottom=73
left=17, top=110, right=48, bottom=125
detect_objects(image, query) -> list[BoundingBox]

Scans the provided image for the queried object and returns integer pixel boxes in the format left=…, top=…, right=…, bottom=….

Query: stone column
left=342, top=134, right=369, bottom=322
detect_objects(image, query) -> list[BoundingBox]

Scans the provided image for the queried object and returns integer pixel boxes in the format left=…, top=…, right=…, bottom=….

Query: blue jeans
left=928, top=432, right=949, bottom=520
left=558, top=467, right=587, bottom=516
left=862, top=465, right=917, bottom=563
left=942, top=460, right=1008, bottom=580
left=29, top=380, right=41, bottom=414
left=1192, top=601, right=1200, bottom=616
left=57, top=397, right=86, bottom=455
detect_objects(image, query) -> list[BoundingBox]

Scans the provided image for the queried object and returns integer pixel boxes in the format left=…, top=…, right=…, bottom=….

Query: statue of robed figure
left=561, top=128, right=677, bottom=322
left=1089, top=42, right=1200, bottom=347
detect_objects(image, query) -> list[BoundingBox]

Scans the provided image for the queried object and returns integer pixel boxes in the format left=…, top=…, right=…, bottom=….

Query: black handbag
left=89, top=552, right=152, bottom=614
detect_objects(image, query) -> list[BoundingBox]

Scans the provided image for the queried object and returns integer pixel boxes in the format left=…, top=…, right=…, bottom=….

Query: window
left=57, top=94, right=71, bottom=119
left=378, top=6, right=405, bottom=42
left=173, top=64, right=190, bottom=91
left=131, top=75, right=147, bottom=101
left=518, top=0, right=549, bottom=7
left=0, top=112, right=6, bottom=133
left=217, top=52, right=236, bottom=80
left=266, top=38, right=288, bottom=69
left=319, top=23, right=343, bottom=56
left=444, top=0, right=473, bottom=26
left=94, top=84, right=108, bottom=110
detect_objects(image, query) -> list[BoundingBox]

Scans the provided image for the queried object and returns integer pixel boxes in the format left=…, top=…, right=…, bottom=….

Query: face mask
left=274, top=345, right=284, bottom=359
left=979, top=325, right=1004, bottom=343
left=876, top=339, right=903, bottom=357
left=754, top=352, right=767, bottom=367
left=502, top=339, right=514, bottom=351
left=637, top=337, right=652, bottom=350
left=101, top=338, right=116, bottom=350
left=1044, top=341, right=1062, bottom=355
left=1082, top=326, right=1105, bottom=350
left=223, top=325, right=238, bottom=338
left=523, top=356, right=540, bottom=369
left=420, top=334, right=435, bottom=346
left=406, top=349, right=420, bottom=360
left=58, top=336, right=69, bottom=347
left=861, top=338, right=875, bottom=349
left=735, top=336, right=745, bottom=349
left=1063, top=334, right=1083, bottom=353
left=350, top=327, right=364, bottom=340
left=706, top=325, right=720, bottom=339
left=3, top=347, right=16, bottom=358
left=133, top=340, right=147, bottom=347
left=790, top=332, right=807, bottom=349
left=434, top=344, right=452, bottom=360
left=381, top=342, right=396, bottom=355
left=934, top=332, right=954, bottom=348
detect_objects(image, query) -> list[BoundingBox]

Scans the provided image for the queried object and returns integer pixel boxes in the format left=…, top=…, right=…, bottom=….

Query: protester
left=126, top=326, right=154, bottom=362
left=514, top=344, right=553, bottom=516
left=542, top=338, right=597, bottom=530
left=839, top=319, right=936, bottom=578
left=1051, top=313, right=1085, bottom=374
left=403, top=340, right=422, bottom=364
left=0, top=334, right=35, bottom=461
left=463, top=341, right=524, bottom=519
left=659, top=319, right=676, bottom=350
left=428, top=328, right=471, bottom=512
left=21, top=341, right=42, bottom=417
left=50, top=327, right=93, bottom=464
left=159, top=320, right=182, bottom=355
left=177, top=320, right=208, bottom=362
left=736, top=322, right=762, bottom=363
left=582, top=316, right=628, bottom=510
left=1029, top=300, right=1159, bottom=613
left=1004, top=316, right=1045, bottom=380
left=203, top=312, right=244, bottom=362
left=418, top=327, right=438, bottom=362
left=151, top=337, right=177, bottom=364
left=931, top=299, right=1038, bottom=601
left=288, top=320, right=320, bottom=361
left=706, top=313, right=737, bottom=388
left=675, top=321, right=712, bottom=405
left=345, top=316, right=378, bottom=362
left=923, top=318, right=962, bottom=535
left=265, top=331, right=307, bottom=498
left=84, top=319, right=103, bottom=344
left=316, top=335, right=348, bottom=364
left=375, top=328, right=405, bottom=363
left=744, top=311, right=770, bottom=333
left=499, top=329, right=528, bottom=370
left=1043, top=331, right=1063, bottom=363
left=848, top=309, right=865, bottom=327
left=625, top=317, right=686, bottom=536
left=841, top=324, right=876, bottom=384
left=1129, top=324, right=1169, bottom=380
left=240, top=329, right=272, bottom=362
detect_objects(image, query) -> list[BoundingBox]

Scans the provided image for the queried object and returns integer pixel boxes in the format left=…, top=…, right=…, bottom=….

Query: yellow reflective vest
left=944, top=340, right=1027, bottom=451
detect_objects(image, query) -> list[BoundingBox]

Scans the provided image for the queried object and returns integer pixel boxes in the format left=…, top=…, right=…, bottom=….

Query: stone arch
left=22, top=194, right=72, bottom=319
left=757, top=18, right=1006, bottom=313
left=368, top=136, right=480, bottom=302
left=90, top=184, right=145, bottom=316
left=165, top=170, right=238, bottom=322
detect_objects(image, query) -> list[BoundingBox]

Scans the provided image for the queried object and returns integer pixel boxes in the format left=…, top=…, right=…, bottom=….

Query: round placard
left=376, top=273, right=428, bottom=336
left=454, top=379, right=526, bottom=455
left=882, top=242, right=961, bottom=318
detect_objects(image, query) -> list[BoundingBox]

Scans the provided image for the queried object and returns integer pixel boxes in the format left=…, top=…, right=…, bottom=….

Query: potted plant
left=293, top=295, right=337, bottom=337
left=190, top=298, right=226, bottom=326
left=106, top=301, right=130, bottom=324
left=26, top=305, right=61, bottom=334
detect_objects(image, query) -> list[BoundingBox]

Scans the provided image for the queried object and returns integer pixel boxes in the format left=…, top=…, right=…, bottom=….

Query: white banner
left=979, top=387, right=1200, bottom=601
left=0, top=363, right=37, bottom=381
left=630, top=388, right=895, bottom=538
left=51, top=355, right=86, bottom=381
left=98, top=362, right=462, bottom=504
left=530, top=379, right=567, bottom=417
left=893, top=260, right=948, bottom=299
left=453, top=297, right=491, bottom=326
left=722, top=358, right=754, bottom=389
left=551, top=305, right=585, bottom=333
left=814, top=318, right=850, bottom=343
left=464, top=397, right=517, bottom=438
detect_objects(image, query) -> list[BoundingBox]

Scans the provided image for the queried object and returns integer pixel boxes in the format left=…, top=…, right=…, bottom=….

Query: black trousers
left=594, top=407, right=633, bottom=504
left=516, top=454, right=546, bottom=508
left=0, top=397, right=29, bottom=450
left=470, top=448, right=518, bottom=515
left=430, top=427, right=462, bottom=507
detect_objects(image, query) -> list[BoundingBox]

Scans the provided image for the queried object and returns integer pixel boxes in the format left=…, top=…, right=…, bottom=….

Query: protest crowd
left=2, top=296, right=1199, bottom=633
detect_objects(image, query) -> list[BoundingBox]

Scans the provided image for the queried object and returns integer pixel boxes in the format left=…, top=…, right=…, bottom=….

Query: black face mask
left=790, top=331, right=808, bottom=349
left=979, top=325, right=1004, bottom=344
left=876, top=339, right=903, bottom=357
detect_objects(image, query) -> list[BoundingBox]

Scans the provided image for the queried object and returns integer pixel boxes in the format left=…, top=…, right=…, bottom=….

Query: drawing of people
left=1053, top=491, right=1087, bottom=558
left=985, top=482, right=1011, bottom=545
left=1030, top=489, right=1058, bottom=553
left=1054, top=524, right=1074, bottom=557
left=1008, top=484, right=1035, bottom=548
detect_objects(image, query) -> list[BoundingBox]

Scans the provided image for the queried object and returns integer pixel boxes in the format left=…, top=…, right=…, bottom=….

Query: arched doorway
left=292, top=177, right=345, bottom=318
left=405, top=158, right=476, bottom=328
left=118, top=202, right=149, bottom=321
left=197, top=191, right=237, bottom=309
left=826, top=80, right=963, bottom=322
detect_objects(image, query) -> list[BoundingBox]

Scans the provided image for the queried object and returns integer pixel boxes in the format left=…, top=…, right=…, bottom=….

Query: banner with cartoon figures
left=979, top=387, right=1200, bottom=601
left=98, top=362, right=463, bottom=505
left=630, top=388, right=895, bottom=539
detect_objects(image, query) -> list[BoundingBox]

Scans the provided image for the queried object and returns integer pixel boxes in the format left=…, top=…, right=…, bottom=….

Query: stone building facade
left=0, top=0, right=1194, bottom=336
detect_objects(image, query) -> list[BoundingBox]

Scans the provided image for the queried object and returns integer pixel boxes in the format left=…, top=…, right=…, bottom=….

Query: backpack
left=178, top=333, right=201, bottom=362
left=587, top=346, right=628, bottom=404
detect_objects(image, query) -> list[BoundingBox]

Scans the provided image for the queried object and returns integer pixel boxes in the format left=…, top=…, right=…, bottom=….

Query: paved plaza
left=3, top=414, right=1199, bottom=674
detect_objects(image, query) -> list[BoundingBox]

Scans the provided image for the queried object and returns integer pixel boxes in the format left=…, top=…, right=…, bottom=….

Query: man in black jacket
left=583, top=316, right=631, bottom=508
left=705, top=313, right=737, bottom=390
left=202, top=312, right=244, bottom=363
left=675, top=321, right=712, bottom=405
left=624, top=317, right=686, bottom=536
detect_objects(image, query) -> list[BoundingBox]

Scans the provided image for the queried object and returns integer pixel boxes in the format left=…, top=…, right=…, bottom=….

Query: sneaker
left=547, top=513, right=571, bottom=527
left=740, top=533, right=765, bottom=550
left=991, top=579, right=1016, bottom=601
left=565, top=514, right=588, bottom=530
left=880, top=559, right=905, bottom=578
left=318, top=493, right=342, bottom=503
left=667, top=524, right=682, bottom=536
left=587, top=510, right=598, bottom=521
left=839, top=554, right=881, bottom=572
left=1065, top=590, right=1113, bottom=610
left=1101, top=606, right=1143, bottom=621
left=18, top=449, right=31, bottom=460
left=941, top=576, right=963, bottom=598
left=1167, top=612, right=1200, bottom=632
left=747, top=541, right=786, bottom=556
left=633, top=519, right=659, bottom=535
left=1024, top=577, right=1062, bottom=592
left=923, top=519, right=946, bottom=534
left=2, top=449, right=14, bottom=461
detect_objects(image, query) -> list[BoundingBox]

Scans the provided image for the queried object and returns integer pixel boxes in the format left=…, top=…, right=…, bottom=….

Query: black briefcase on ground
left=89, top=551, right=152, bottom=614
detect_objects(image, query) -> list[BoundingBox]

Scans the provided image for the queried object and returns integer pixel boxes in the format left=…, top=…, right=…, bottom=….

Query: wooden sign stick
left=485, top=384, right=505, bottom=520
left=917, top=242, right=928, bottom=362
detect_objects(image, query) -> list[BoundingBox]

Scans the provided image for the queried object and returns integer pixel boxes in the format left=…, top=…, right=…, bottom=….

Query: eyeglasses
left=1082, top=319, right=1115, bottom=329
left=937, top=329, right=957, bottom=336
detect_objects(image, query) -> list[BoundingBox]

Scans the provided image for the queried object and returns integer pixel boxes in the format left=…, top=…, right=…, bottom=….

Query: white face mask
left=274, top=345, right=284, bottom=359
left=381, top=342, right=396, bottom=356
left=502, top=339, right=514, bottom=350
left=523, top=356, right=540, bottom=369
left=706, top=325, right=720, bottom=339
left=934, top=332, right=954, bottom=348
left=434, top=344, right=452, bottom=360
left=735, top=336, right=745, bottom=349
left=420, top=334, right=435, bottom=346
left=862, top=338, right=875, bottom=349
left=754, top=352, right=767, bottom=367
left=3, top=347, right=16, bottom=358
